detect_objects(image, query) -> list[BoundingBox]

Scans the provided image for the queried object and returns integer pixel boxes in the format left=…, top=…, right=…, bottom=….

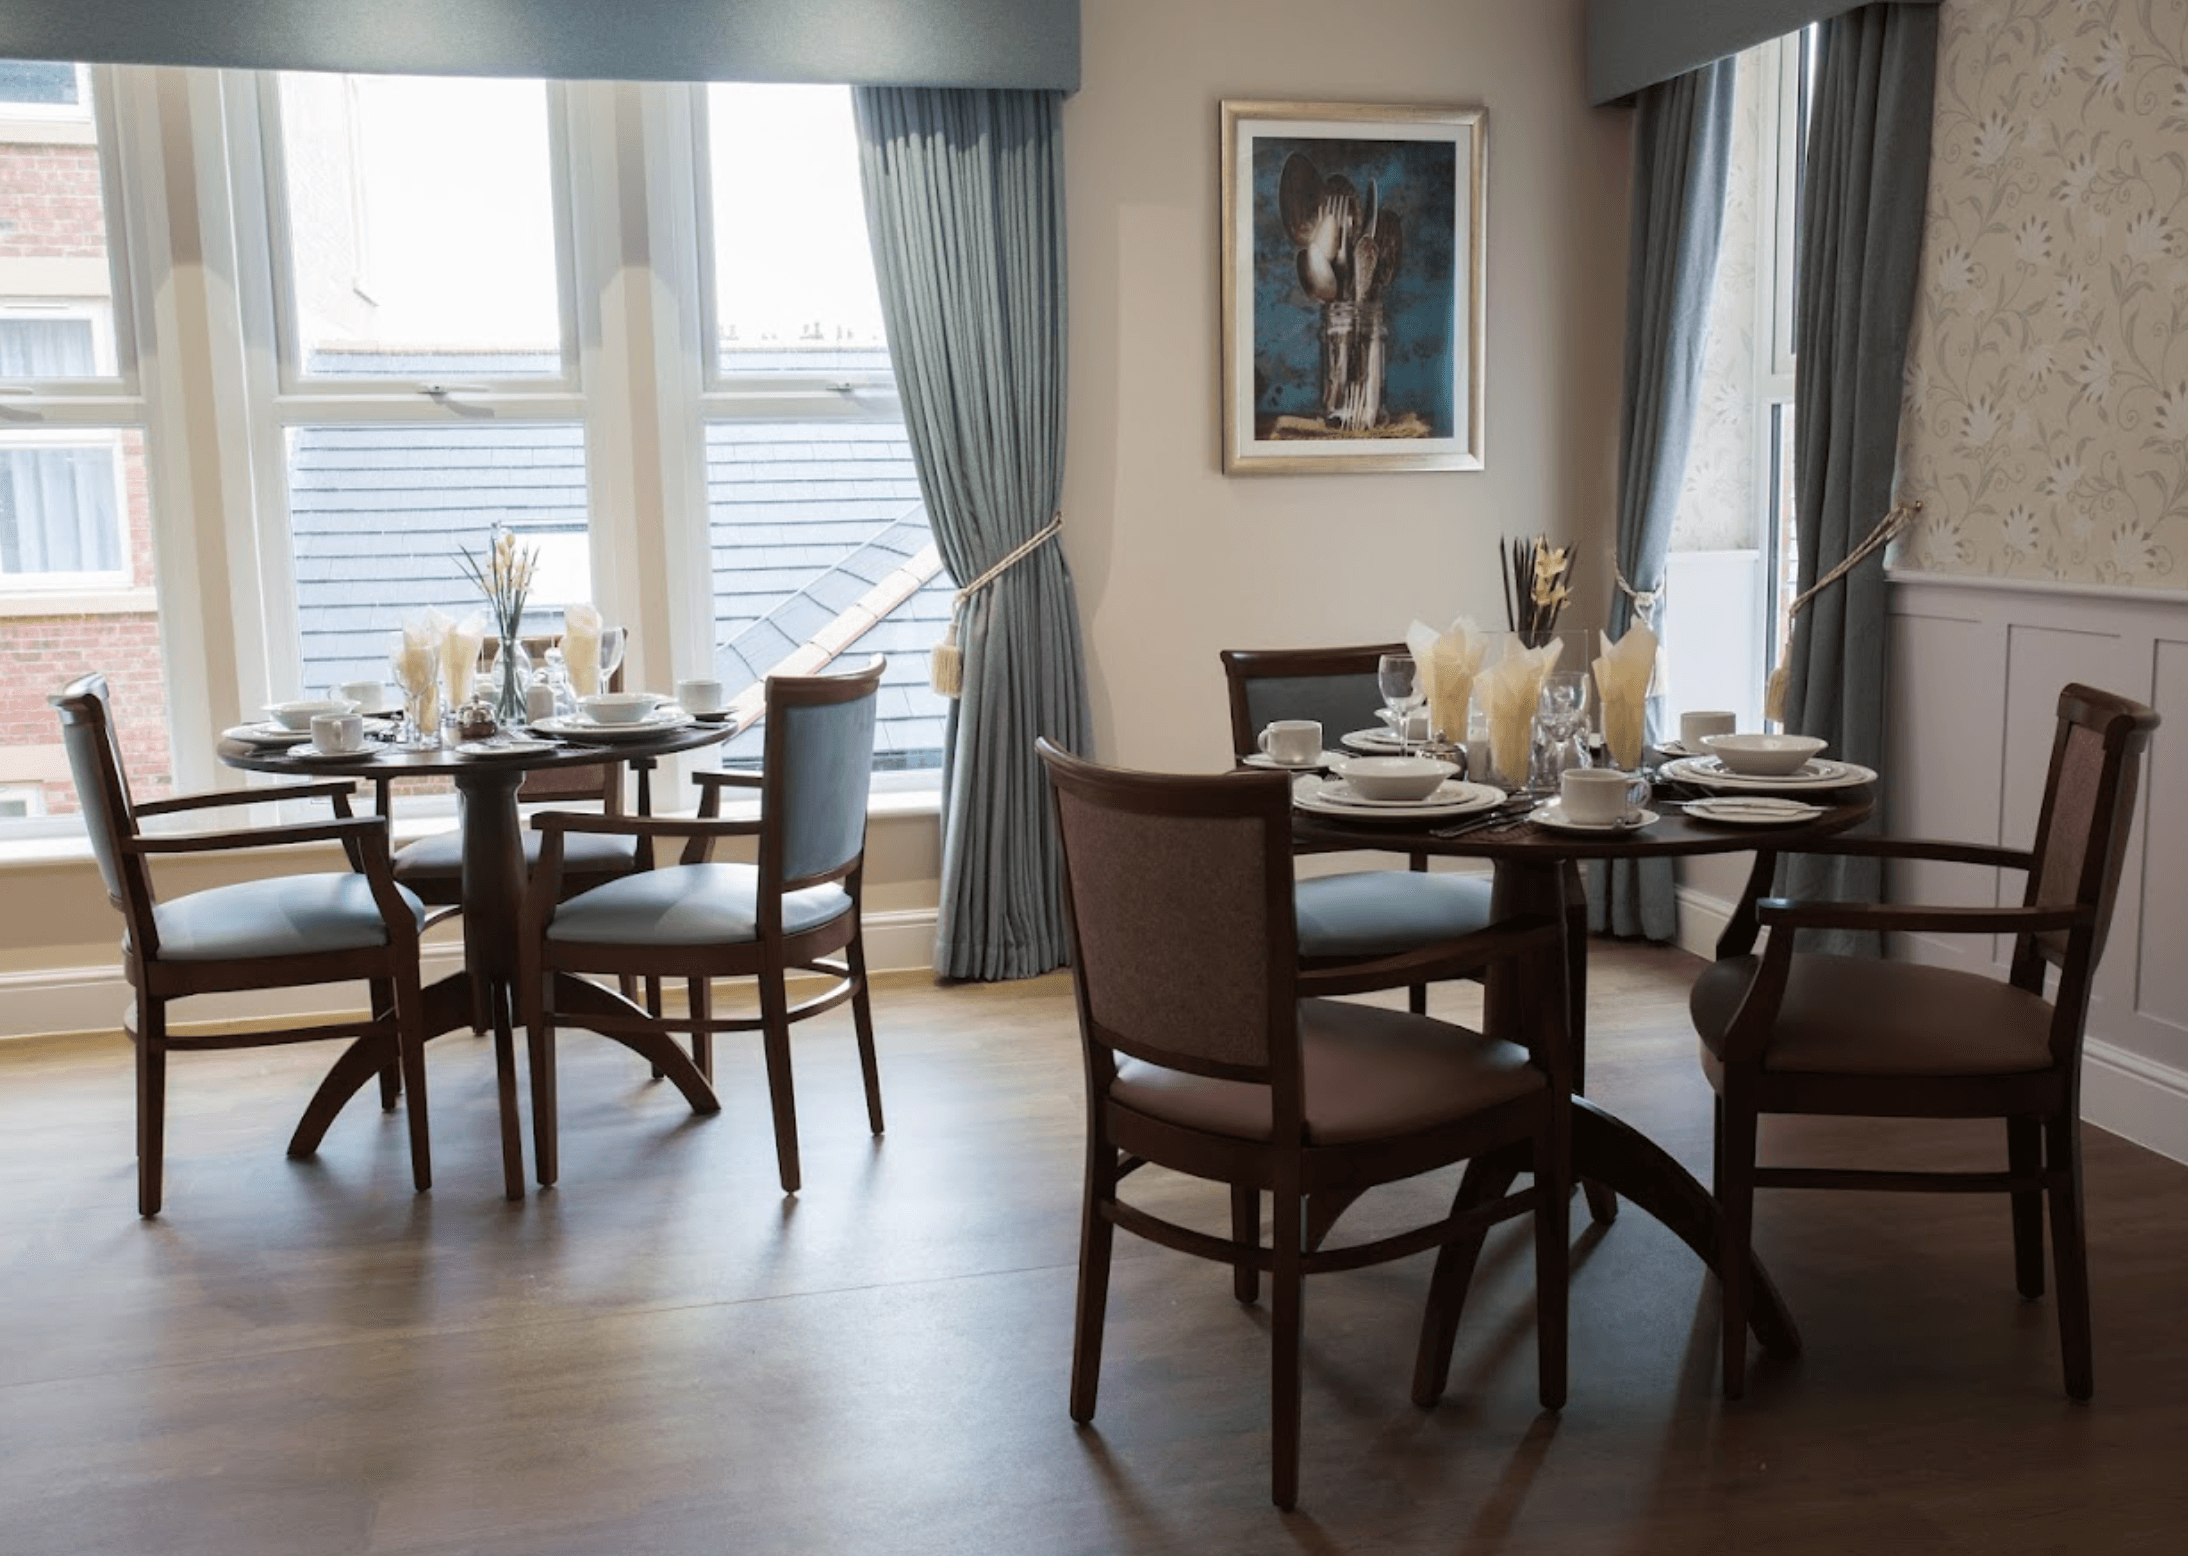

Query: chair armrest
left=530, top=811, right=761, bottom=841
left=126, top=815, right=391, bottom=856
left=1753, top=897, right=2089, bottom=935
left=1767, top=835, right=2033, bottom=871
left=135, top=780, right=357, bottom=818
left=692, top=770, right=764, bottom=791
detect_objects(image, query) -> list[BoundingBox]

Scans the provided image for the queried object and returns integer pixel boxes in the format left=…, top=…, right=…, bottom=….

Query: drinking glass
left=598, top=625, right=627, bottom=691
left=1377, top=653, right=1422, bottom=758
left=1535, top=670, right=1592, bottom=789
left=388, top=633, right=441, bottom=749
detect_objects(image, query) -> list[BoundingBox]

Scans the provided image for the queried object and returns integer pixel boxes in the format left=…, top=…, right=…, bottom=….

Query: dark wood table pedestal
left=225, top=728, right=731, bottom=1198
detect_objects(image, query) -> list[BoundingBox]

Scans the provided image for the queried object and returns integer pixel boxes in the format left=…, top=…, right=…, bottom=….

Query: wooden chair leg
left=1270, top=1185, right=1306, bottom=1511
left=647, top=977, right=665, bottom=1080
left=1534, top=1121, right=1570, bottom=1412
left=2008, top=1115, right=2046, bottom=1299
left=135, top=1000, right=167, bottom=1218
left=846, top=934, right=884, bottom=1136
left=525, top=988, right=559, bottom=1191
left=392, top=974, right=432, bottom=1194
left=688, top=978, right=713, bottom=1083
left=1408, top=982, right=1427, bottom=1015
left=758, top=969, right=801, bottom=1194
left=1068, top=1143, right=1117, bottom=1424
left=371, top=977, right=402, bottom=1111
left=1717, top=1097, right=1759, bottom=1400
left=2045, top=1112, right=2093, bottom=1400
left=1231, top=1185, right=1260, bottom=1303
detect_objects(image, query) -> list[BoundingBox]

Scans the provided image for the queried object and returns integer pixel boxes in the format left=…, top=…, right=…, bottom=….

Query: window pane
left=0, top=60, right=78, bottom=109
left=287, top=422, right=591, bottom=692
left=706, top=86, right=889, bottom=375
left=0, top=440, right=122, bottom=573
left=704, top=421, right=948, bottom=772
left=277, top=74, right=563, bottom=378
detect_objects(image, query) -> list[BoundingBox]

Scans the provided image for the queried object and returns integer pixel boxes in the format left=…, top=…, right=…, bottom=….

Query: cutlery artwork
left=1276, top=152, right=1402, bottom=429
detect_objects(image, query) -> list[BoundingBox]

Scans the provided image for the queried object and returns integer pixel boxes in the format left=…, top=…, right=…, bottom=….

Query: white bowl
left=265, top=698, right=357, bottom=731
left=1700, top=732, right=1828, bottom=776
left=1328, top=754, right=1456, bottom=801
left=578, top=691, right=664, bottom=726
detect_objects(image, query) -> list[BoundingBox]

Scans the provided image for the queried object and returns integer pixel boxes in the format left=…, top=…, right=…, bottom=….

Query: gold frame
left=1219, top=99, right=1487, bottom=476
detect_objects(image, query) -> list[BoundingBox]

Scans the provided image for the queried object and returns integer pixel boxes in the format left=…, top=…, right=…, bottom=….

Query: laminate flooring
left=2, top=945, right=2184, bottom=1554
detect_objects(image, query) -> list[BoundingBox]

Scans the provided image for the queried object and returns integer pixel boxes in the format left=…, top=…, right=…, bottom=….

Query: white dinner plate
left=1660, top=755, right=1877, bottom=792
left=531, top=711, right=693, bottom=743
left=453, top=737, right=559, bottom=758
left=1339, top=727, right=1407, bottom=754
left=1530, top=800, right=1659, bottom=833
left=282, top=743, right=376, bottom=763
left=1292, top=774, right=1506, bottom=822
left=1680, top=796, right=1825, bottom=827
left=1242, top=749, right=1343, bottom=771
left=221, top=722, right=314, bottom=747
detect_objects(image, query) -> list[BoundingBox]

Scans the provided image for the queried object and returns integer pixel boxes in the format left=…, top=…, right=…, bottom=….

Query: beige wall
left=1062, top=0, right=1632, bottom=770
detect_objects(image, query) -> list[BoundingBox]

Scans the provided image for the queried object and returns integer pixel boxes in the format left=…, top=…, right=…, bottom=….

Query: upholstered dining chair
left=1221, top=644, right=1496, bottom=1013
left=516, top=656, right=885, bottom=1194
left=52, top=672, right=431, bottom=1216
left=1690, top=683, right=2160, bottom=1400
left=1038, top=739, right=1571, bottom=1510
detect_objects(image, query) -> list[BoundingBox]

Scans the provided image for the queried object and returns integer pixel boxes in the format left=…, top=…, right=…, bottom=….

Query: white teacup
left=1679, top=709, right=1737, bottom=749
left=339, top=680, right=390, bottom=715
left=676, top=677, right=726, bottom=716
left=1561, top=767, right=1651, bottom=826
left=310, top=710, right=368, bottom=755
left=1258, top=719, right=1322, bottom=764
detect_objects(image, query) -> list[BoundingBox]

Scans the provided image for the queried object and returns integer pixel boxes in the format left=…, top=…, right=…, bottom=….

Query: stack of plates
left=1659, top=754, right=1877, bottom=793
left=1680, top=795, right=1826, bottom=827
left=1291, top=773, right=1506, bottom=822
left=221, top=722, right=314, bottom=747
left=1339, top=727, right=1407, bottom=754
left=532, top=708, right=692, bottom=743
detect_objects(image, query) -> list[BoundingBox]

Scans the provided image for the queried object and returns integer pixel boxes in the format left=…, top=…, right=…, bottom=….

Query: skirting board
left=0, top=908, right=940, bottom=1043
left=1676, top=890, right=2188, bottom=1166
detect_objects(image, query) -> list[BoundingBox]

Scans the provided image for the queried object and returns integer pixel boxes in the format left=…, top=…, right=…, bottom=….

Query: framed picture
left=1220, top=100, right=1486, bottom=475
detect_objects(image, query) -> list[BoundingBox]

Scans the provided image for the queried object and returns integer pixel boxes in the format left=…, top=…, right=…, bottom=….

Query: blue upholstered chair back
left=769, top=661, right=882, bottom=886
left=1239, top=672, right=1386, bottom=752
left=51, top=674, right=137, bottom=912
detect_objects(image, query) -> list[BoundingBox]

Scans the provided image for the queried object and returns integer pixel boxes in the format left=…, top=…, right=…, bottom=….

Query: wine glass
left=1536, top=670, right=1591, bottom=790
left=597, top=626, right=627, bottom=692
left=1376, top=653, right=1422, bottom=757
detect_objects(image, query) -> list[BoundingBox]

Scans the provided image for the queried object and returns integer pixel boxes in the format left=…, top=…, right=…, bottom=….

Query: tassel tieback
left=930, top=512, right=1064, bottom=698
left=1764, top=499, right=1922, bottom=724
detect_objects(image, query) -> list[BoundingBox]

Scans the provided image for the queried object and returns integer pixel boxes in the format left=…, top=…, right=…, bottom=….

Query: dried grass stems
left=457, top=527, right=539, bottom=639
left=1500, top=535, right=1574, bottom=649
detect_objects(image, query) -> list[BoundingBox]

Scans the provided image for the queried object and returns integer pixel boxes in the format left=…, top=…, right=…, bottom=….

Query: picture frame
left=1220, top=99, right=1486, bottom=475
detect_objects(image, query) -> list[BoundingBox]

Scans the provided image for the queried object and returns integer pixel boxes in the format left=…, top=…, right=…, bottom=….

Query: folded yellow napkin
left=1592, top=622, right=1657, bottom=770
left=563, top=603, right=602, bottom=699
left=396, top=613, right=446, bottom=729
left=1405, top=617, right=1491, bottom=745
left=443, top=613, right=485, bottom=708
left=1479, top=636, right=1563, bottom=787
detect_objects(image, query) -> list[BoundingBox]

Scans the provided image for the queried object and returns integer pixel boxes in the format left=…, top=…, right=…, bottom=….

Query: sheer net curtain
left=853, top=86, right=1092, bottom=981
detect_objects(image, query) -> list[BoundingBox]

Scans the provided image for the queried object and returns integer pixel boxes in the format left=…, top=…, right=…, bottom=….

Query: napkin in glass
left=442, top=612, right=485, bottom=709
left=563, top=602, right=603, bottom=699
left=395, top=611, right=448, bottom=730
left=1405, top=616, right=1490, bottom=746
left=1592, top=621, right=1657, bottom=770
left=1479, top=635, right=1563, bottom=788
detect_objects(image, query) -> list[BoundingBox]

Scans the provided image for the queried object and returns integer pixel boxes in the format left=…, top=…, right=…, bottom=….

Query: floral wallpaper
left=1896, top=0, right=2188, bottom=587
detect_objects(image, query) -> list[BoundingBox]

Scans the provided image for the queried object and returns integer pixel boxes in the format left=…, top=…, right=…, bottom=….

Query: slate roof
left=288, top=405, right=951, bottom=770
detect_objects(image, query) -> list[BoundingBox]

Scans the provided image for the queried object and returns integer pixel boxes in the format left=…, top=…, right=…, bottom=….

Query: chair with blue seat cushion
left=1037, top=738, right=1571, bottom=1511
left=517, top=656, right=885, bottom=1193
left=51, top=672, right=432, bottom=1216
left=1222, top=644, right=1497, bottom=1012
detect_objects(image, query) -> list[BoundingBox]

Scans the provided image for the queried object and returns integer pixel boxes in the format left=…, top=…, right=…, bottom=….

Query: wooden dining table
left=1291, top=782, right=1877, bottom=1359
left=219, top=722, right=734, bottom=1198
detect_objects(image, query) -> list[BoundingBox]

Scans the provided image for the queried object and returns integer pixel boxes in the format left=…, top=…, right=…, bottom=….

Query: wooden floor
left=3, top=944, right=2186, bottom=1554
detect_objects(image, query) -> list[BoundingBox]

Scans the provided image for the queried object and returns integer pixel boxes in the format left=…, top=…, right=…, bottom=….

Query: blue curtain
left=853, top=86, right=1092, bottom=981
left=1587, top=55, right=1737, bottom=941
left=1780, top=4, right=1938, bottom=951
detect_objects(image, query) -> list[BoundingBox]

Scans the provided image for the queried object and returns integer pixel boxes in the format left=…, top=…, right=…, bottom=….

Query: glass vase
left=490, top=635, right=531, bottom=726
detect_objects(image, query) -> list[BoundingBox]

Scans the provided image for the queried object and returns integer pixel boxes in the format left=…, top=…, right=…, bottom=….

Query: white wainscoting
left=1887, top=570, right=2188, bottom=1164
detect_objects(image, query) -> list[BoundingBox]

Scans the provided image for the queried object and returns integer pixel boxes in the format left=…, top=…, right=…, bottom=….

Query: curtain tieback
left=1764, top=499, right=1922, bottom=723
left=930, top=512, right=1064, bottom=697
left=1610, top=559, right=1663, bottom=628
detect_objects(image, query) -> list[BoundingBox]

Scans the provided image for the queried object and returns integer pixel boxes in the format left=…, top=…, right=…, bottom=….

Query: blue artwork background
left=1250, top=135, right=1458, bottom=436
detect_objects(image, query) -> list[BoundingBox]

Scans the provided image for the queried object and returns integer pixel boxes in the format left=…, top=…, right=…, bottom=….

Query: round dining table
left=221, top=721, right=734, bottom=1198
left=1292, top=783, right=1876, bottom=1359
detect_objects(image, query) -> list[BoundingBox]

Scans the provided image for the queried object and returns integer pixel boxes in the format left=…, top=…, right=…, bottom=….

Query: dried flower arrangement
left=1500, top=535, right=1574, bottom=649
left=457, top=527, right=539, bottom=721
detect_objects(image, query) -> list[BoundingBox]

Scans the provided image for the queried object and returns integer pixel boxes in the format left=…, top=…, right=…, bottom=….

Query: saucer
left=1339, top=728, right=1407, bottom=754
left=221, top=722, right=313, bottom=747
left=1679, top=797, right=1824, bottom=827
left=284, top=743, right=375, bottom=763
left=532, top=710, right=693, bottom=743
left=1530, top=800, right=1658, bottom=833
left=453, top=737, right=559, bottom=758
left=1243, top=749, right=1342, bottom=771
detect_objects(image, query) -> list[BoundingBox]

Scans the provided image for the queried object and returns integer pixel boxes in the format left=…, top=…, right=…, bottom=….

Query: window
left=0, top=60, right=89, bottom=119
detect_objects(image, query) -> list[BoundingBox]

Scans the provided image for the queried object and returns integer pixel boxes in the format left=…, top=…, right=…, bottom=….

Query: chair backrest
left=49, top=672, right=156, bottom=940
left=1220, top=643, right=1405, bottom=761
left=761, top=656, right=884, bottom=889
left=2015, top=683, right=2161, bottom=993
left=1038, top=739, right=1300, bottom=1099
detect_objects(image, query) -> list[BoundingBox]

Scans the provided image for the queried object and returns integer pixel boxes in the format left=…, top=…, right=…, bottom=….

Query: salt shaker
left=524, top=668, right=556, bottom=726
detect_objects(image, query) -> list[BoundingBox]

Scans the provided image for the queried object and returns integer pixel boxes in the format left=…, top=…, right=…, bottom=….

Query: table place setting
left=1244, top=719, right=1346, bottom=770
left=1289, top=756, right=1508, bottom=823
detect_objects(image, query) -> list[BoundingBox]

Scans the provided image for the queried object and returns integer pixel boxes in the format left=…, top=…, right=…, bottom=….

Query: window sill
left=0, top=586, right=157, bottom=617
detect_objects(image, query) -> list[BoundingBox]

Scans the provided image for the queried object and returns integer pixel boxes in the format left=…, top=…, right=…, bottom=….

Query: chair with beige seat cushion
left=51, top=672, right=432, bottom=1216
left=1221, top=644, right=1496, bottom=1012
left=1691, top=682, right=2160, bottom=1400
left=1038, top=738, right=1571, bottom=1511
left=516, top=657, right=885, bottom=1194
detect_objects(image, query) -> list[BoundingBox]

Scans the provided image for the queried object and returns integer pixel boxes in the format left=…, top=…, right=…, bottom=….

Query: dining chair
left=51, top=672, right=432, bottom=1216
left=1038, top=739, right=1571, bottom=1510
left=516, top=656, right=885, bottom=1193
left=1221, top=643, right=1496, bottom=1013
left=1690, top=682, right=2160, bottom=1399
